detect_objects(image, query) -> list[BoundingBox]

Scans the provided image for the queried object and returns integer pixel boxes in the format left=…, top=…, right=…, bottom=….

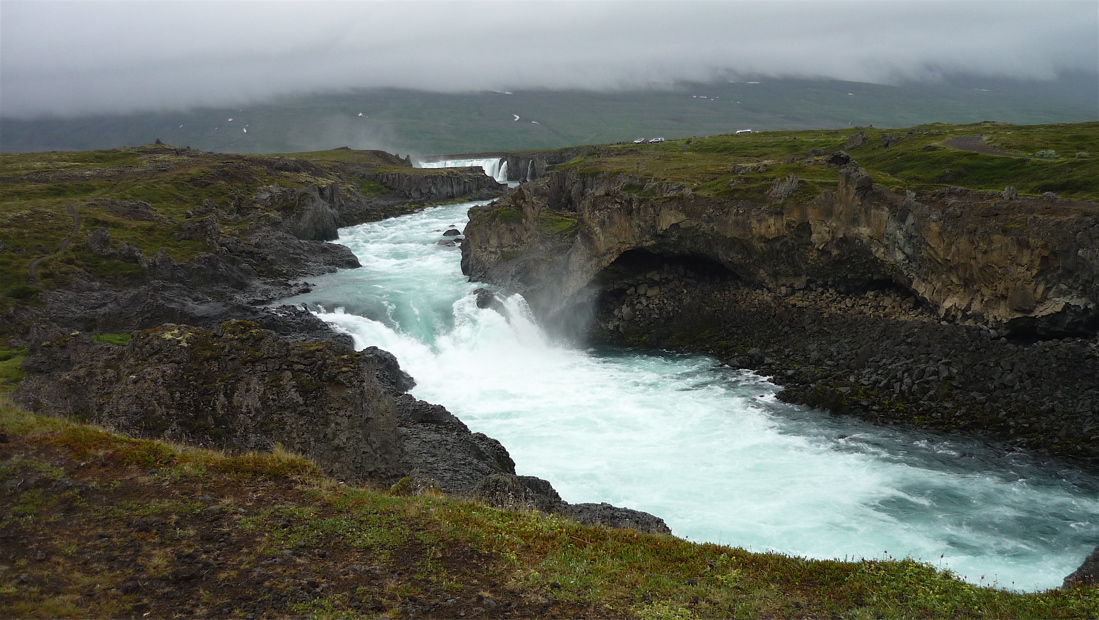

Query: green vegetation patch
left=537, top=212, right=579, bottom=236
left=3, top=401, right=1096, bottom=619
left=92, top=333, right=131, bottom=346
left=558, top=122, right=1099, bottom=203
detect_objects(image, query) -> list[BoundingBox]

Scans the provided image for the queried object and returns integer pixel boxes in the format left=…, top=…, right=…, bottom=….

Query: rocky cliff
left=464, top=165, right=1099, bottom=337
left=461, top=160, right=1099, bottom=465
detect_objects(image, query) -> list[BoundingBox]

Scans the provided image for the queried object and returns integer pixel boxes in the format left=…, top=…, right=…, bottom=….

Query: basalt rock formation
left=13, top=321, right=669, bottom=533
left=461, top=165, right=1099, bottom=465
left=463, top=166, right=1099, bottom=337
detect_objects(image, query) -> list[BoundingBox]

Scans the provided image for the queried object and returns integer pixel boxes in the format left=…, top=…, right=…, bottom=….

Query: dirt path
left=27, top=202, right=82, bottom=286
left=943, top=136, right=1019, bottom=157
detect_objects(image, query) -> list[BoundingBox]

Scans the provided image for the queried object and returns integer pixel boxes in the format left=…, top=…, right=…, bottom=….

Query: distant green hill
left=2, top=74, right=1095, bottom=157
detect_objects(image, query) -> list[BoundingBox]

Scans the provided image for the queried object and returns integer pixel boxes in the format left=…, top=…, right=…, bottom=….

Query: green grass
left=91, top=333, right=130, bottom=346
left=3, top=400, right=1098, bottom=619
left=0, top=349, right=27, bottom=393
left=559, top=122, right=1099, bottom=203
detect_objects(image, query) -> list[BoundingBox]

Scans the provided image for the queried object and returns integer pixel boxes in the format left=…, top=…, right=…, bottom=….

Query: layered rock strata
left=461, top=166, right=1099, bottom=464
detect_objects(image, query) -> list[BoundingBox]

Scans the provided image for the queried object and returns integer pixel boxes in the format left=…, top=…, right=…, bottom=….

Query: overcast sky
left=1, top=0, right=1096, bottom=118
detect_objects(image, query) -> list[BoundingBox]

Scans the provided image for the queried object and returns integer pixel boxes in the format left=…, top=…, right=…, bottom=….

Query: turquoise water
left=283, top=199, right=1099, bottom=592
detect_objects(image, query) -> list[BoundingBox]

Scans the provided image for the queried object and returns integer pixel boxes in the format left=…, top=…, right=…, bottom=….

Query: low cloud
left=2, top=0, right=1095, bottom=118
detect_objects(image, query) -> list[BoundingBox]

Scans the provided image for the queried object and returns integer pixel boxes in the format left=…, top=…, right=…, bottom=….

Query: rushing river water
left=282, top=198, right=1099, bottom=592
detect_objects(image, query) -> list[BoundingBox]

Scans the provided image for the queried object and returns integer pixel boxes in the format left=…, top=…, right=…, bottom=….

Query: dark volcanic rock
left=562, top=503, right=672, bottom=535
left=473, top=473, right=563, bottom=513
left=1065, top=546, right=1099, bottom=588
left=15, top=322, right=405, bottom=483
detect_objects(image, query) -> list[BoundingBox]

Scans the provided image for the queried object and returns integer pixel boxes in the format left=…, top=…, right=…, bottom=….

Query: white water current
left=283, top=199, right=1099, bottom=593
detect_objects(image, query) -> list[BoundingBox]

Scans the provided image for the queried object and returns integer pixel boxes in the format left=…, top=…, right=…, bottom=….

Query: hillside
left=2, top=74, right=1095, bottom=157
left=0, top=142, right=501, bottom=334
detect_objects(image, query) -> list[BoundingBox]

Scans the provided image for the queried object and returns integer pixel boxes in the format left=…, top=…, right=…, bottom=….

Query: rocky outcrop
left=1065, top=546, right=1099, bottom=588
left=15, top=322, right=406, bottom=483
left=503, top=148, right=590, bottom=182
left=470, top=474, right=672, bottom=535
left=590, top=261, right=1099, bottom=463
left=463, top=166, right=1099, bottom=338
left=375, top=170, right=505, bottom=201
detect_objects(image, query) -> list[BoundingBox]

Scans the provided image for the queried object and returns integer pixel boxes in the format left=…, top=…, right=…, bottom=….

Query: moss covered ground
left=559, top=121, right=1099, bottom=204
left=0, top=142, right=464, bottom=330
left=3, top=400, right=1098, bottom=619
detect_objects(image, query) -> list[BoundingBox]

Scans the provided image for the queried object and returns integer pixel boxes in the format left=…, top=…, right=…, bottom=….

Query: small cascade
left=526, top=160, right=534, bottom=182
left=417, top=157, right=509, bottom=184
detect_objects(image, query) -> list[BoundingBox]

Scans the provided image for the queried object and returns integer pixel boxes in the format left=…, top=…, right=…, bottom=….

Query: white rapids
left=282, top=199, right=1099, bottom=593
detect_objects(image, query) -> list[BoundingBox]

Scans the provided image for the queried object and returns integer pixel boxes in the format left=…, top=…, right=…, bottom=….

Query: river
left=281, top=197, right=1099, bottom=593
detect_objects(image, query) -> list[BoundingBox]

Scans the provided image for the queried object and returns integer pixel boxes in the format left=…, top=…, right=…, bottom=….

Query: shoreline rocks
left=589, top=260, right=1099, bottom=468
left=13, top=321, right=671, bottom=534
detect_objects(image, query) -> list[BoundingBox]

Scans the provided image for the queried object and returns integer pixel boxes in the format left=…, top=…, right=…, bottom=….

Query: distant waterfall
left=526, top=160, right=534, bottom=182
left=417, top=157, right=509, bottom=184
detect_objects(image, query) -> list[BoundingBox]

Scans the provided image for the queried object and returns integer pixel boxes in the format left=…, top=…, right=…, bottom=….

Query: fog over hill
left=2, top=73, right=1096, bottom=156
left=1, top=1, right=1095, bottom=155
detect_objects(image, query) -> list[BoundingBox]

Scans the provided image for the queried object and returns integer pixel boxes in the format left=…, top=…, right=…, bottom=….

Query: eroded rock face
left=462, top=166, right=1099, bottom=338
left=15, top=322, right=406, bottom=483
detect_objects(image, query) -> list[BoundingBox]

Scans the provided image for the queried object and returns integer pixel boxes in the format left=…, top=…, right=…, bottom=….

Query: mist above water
left=282, top=199, right=1099, bottom=592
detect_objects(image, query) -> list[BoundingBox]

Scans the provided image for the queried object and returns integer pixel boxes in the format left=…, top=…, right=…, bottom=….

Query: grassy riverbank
left=3, top=400, right=1098, bottom=619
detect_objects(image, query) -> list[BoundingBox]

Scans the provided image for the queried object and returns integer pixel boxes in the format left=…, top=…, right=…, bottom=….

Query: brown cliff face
left=463, top=167, right=1099, bottom=337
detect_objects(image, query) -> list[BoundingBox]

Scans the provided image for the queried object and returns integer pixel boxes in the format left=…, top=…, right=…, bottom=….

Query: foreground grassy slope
left=557, top=121, right=1099, bottom=206
left=3, top=399, right=1098, bottom=619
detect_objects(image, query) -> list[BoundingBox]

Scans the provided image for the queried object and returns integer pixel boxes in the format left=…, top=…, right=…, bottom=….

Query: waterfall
left=417, top=157, right=509, bottom=184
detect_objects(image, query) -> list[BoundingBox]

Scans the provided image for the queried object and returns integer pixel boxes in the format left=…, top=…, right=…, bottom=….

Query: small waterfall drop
left=418, top=157, right=509, bottom=184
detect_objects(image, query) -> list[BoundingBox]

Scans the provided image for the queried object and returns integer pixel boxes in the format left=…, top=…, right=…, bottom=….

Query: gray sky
left=2, top=0, right=1096, bottom=118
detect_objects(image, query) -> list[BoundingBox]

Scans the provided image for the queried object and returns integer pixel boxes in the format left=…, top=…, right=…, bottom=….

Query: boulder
left=1065, top=546, right=1099, bottom=588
